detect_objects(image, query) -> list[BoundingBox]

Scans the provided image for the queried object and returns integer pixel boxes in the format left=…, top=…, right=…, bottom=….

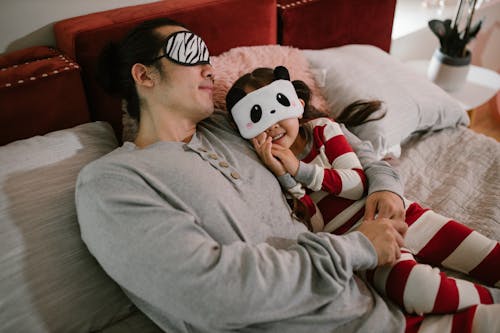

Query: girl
left=226, top=66, right=500, bottom=316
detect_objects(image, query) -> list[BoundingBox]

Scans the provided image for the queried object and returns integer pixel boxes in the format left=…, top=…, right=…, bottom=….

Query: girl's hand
left=271, top=146, right=300, bottom=176
left=252, top=133, right=287, bottom=176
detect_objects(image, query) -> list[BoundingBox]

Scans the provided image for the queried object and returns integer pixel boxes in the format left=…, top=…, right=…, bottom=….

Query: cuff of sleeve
left=348, top=231, right=379, bottom=269
left=295, top=161, right=315, bottom=185
left=277, top=173, right=298, bottom=190
left=298, top=231, right=378, bottom=272
left=365, top=168, right=404, bottom=200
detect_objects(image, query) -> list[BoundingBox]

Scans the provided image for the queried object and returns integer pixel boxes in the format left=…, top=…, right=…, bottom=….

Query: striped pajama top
left=286, top=117, right=368, bottom=233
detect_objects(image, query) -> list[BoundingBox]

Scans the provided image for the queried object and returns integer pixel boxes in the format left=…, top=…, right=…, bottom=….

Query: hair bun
left=292, top=79, right=311, bottom=102
left=225, top=87, right=247, bottom=112
left=273, top=66, right=290, bottom=81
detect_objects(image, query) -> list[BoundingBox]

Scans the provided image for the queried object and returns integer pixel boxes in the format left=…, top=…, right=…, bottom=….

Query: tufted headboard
left=277, top=0, right=396, bottom=51
left=1, top=0, right=396, bottom=144
left=53, top=0, right=278, bottom=139
left=52, top=0, right=396, bottom=139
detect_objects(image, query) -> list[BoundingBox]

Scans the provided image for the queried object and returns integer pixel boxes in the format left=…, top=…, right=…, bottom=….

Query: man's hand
left=364, top=191, right=405, bottom=221
left=356, top=218, right=407, bottom=266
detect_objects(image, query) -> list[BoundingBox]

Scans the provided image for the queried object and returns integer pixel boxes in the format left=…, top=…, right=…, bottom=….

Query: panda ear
left=273, top=66, right=290, bottom=81
left=226, top=87, right=247, bottom=112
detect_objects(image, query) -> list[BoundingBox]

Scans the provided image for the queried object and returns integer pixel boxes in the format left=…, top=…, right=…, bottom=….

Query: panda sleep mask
left=229, top=79, right=304, bottom=139
left=153, top=31, right=210, bottom=66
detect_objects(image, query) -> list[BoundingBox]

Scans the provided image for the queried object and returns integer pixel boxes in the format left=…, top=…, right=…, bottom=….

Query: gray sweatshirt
left=75, top=111, right=405, bottom=333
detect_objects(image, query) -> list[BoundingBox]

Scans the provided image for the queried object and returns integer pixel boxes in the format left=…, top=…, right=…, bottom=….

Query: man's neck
left=134, top=109, right=197, bottom=148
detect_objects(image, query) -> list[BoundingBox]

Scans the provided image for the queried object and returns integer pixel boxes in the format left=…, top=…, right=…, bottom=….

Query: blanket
left=396, top=126, right=500, bottom=242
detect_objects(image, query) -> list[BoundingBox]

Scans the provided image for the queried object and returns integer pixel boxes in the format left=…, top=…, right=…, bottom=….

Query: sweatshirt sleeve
left=339, top=123, right=404, bottom=200
left=295, top=119, right=367, bottom=200
left=75, top=167, right=378, bottom=331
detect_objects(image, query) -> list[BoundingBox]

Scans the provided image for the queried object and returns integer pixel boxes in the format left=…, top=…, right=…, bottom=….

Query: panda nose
left=270, top=110, right=276, bottom=114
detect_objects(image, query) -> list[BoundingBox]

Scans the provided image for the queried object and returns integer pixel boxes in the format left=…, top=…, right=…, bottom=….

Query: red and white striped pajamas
left=289, top=118, right=499, bottom=322
left=404, top=304, right=500, bottom=333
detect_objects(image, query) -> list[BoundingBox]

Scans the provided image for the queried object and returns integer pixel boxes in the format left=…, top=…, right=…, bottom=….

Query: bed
left=0, top=0, right=498, bottom=332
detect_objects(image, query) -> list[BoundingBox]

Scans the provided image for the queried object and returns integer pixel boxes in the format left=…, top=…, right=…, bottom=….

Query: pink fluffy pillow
left=211, top=45, right=328, bottom=112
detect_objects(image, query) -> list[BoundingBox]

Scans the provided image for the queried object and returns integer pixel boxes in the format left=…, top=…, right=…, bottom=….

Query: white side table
left=405, top=60, right=500, bottom=110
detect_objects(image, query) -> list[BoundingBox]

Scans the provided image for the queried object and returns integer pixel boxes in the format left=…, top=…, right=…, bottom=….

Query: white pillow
left=0, top=122, right=135, bottom=332
left=302, top=45, right=470, bottom=160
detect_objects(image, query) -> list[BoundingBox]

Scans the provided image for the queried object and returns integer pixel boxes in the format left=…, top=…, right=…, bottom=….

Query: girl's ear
left=299, top=99, right=305, bottom=119
left=131, top=63, right=155, bottom=88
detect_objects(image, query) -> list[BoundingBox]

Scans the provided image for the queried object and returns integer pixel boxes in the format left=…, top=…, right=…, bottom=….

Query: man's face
left=151, top=25, right=214, bottom=122
left=153, top=30, right=210, bottom=66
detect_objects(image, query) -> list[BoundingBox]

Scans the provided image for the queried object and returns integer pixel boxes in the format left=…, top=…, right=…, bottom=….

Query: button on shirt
left=184, top=132, right=244, bottom=185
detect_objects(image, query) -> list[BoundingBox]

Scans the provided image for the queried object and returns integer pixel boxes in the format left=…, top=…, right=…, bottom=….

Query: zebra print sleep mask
left=153, top=31, right=210, bottom=66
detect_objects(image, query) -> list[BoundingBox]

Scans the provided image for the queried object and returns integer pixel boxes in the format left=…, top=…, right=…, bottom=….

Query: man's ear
left=131, top=63, right=155, bottom=88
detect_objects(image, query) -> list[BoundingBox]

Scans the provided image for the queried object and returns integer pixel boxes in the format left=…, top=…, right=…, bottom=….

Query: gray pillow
left=302, top=45, right=470, bottom=160
left=0, top=122, right=135, bottom=332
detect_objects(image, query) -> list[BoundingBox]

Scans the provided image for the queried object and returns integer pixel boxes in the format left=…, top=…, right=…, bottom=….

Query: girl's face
left=256, top=117, right=301, bottom=149
left=243, top=82, right=305, bottom=150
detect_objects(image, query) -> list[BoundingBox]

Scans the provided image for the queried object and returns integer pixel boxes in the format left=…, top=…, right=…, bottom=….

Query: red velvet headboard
left=277, top=0, right=396, bottom=52
left=0, top=46, right=90, bottom=145
left=54, top=0, right=278, bottom=139
left=52, top=0, right=396, bottom=139
left=1, top=0, right=397, bottom=145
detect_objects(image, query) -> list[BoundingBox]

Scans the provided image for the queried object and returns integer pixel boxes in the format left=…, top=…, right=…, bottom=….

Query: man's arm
left=75, top=168, right=380, bottom=330
left=339, top=124, right=405, bottom=221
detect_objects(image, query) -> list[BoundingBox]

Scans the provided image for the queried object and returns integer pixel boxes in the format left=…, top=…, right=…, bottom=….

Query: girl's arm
left=276, top=173, right=323, bottom=232
left=294, top=118, right=367, bottom=200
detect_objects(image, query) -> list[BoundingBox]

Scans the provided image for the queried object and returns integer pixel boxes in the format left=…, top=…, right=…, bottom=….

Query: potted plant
left=427, top=0, right=482, bottom=91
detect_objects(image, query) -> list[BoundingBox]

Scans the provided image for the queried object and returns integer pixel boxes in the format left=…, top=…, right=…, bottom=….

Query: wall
left=391, top=0, right=500, bottom=139
left=0, top=0, right=161, bottom=55
left=470, top=2, right=500, bottom=70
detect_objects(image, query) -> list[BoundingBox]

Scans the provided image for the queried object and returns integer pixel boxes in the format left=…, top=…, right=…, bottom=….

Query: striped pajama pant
left=404, top=304, right=500, bottom=333
left=328, top=198, right=500, bottom=332
left=355, top=200, right=500, bottom=332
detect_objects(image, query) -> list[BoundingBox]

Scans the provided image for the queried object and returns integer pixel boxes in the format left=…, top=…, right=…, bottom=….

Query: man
left=76, top=18, right=499, bottom=333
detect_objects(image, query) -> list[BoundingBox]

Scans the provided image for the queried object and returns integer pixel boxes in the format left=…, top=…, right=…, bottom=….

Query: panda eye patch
left=276, top=93, right=290, bottom=107
left=229, top=79, right=303, bottom=139
left=250, top=105, right=263, bottom=123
